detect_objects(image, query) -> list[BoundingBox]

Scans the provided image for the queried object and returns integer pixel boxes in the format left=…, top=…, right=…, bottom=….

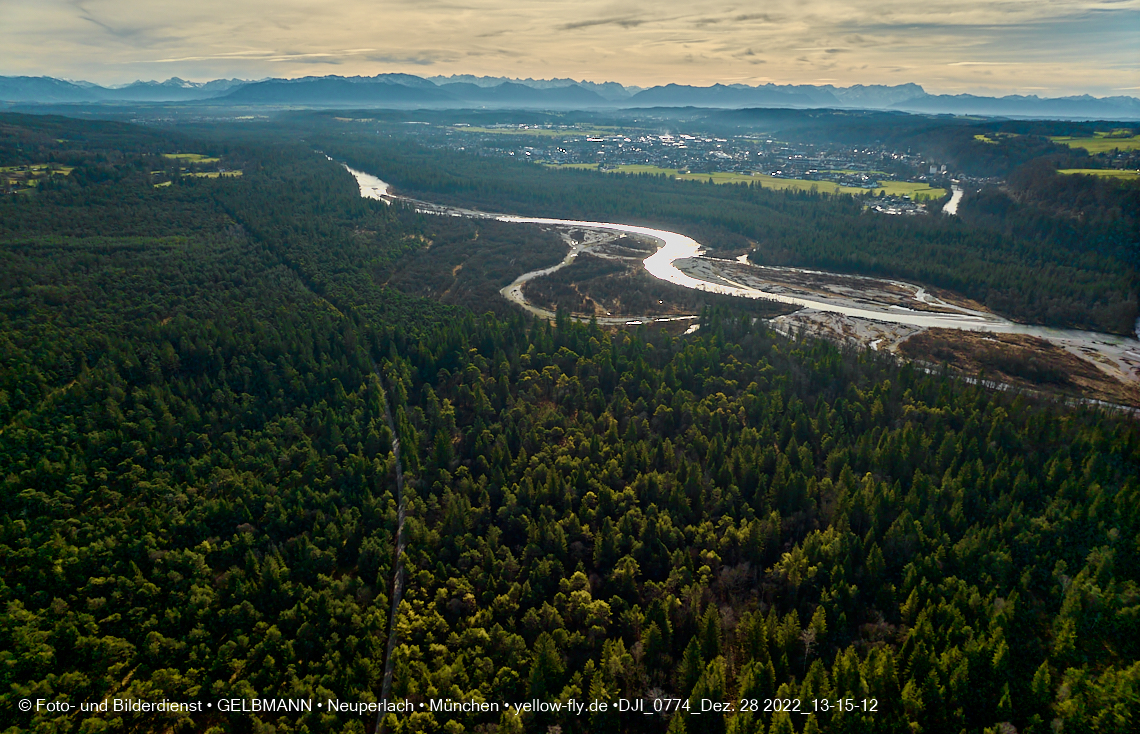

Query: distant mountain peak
left=1, top=73, right=1135, bottom=118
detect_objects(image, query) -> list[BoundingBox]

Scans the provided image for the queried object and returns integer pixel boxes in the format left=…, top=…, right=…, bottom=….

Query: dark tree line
left=2, top=116, right=1138, bottom=734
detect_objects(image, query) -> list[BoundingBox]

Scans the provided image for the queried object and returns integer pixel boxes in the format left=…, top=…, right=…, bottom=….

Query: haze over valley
left=3, top=73, right=1140, bottom=118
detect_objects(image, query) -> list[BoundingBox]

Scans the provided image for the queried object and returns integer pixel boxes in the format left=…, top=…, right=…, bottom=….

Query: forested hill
left=310, top=125, right=1137, bottom=336
left=2, top=114, right=1139, bottom=734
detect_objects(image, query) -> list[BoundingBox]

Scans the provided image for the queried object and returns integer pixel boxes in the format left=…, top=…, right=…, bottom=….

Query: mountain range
left=2, top=73, right=1138, bottom=118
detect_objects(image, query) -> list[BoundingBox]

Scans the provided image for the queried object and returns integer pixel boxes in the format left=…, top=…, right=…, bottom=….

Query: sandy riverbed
left=344, top=165, right=1140, bottom=392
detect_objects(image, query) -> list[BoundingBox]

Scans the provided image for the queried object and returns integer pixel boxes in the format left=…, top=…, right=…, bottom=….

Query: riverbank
left=343, top=164, right=1140, bottom=401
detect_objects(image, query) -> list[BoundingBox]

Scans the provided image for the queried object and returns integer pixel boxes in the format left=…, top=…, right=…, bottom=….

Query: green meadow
left=610, top=164, right=682, bottom=176
left=973, top=132, right=1023, bottom=145
left=872, top=181, right=947, bottom=200
left=544, top=163, right=602, bottom=170
left=675, top=172, right=946, bottom=200
left=455, top=126, right=617, bottom=138
left=544, top=163, right=944, bottom=200
left=3, top=164, right=73, bottom=191
left=1058, top=168, right=1140, bottom=180
left=2, top=164, right=74, bottom=177
left=163, top=153, right=221, bottom=163
left=1049, top=132, right=1140, bottom=153
left=825, top=169, right=889, bottom=176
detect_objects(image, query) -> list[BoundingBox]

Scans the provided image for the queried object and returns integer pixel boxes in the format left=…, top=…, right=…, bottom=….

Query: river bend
left=344, top=166, right=1140, bottom=388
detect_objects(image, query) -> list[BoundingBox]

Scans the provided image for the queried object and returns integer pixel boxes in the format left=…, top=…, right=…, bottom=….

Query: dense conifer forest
left=2, top=113, right=1138, bottom=734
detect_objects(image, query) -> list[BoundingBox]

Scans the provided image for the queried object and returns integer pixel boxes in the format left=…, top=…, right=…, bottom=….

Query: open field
left=825, top=169, right=889, bottom=176
left=455, top=126, right=616, bottom=137
left=675, top=172, right=946, bottom=200
left=677, top=171, right=854, bottom=193
left=1049, top=133, right=1140, bottom=153
left=1, top=164, right=74, bottom=174
left=974, top=132, right=1021, bottom=145
left=609, top=164, right=682, bottom=176
left=162, top=153, right=220, bottom=163
left=677, top=171, right=772, bottom=185
left=540, top=164, right=944, bottom=200
left=873, top=181, right=947, bottom=200
left=3, top=164, right=73, bottom=191
left=544, top=163, right=602, bottom=170
left=1058, top=168, right=1140, bottom=180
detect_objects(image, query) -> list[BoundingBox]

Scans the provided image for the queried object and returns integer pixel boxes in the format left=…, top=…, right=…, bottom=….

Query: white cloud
left=0, top=0, right=1135, bottom=95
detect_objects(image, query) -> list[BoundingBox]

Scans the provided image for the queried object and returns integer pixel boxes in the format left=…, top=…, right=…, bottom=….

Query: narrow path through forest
left=372, top=361, right=408, bottom=734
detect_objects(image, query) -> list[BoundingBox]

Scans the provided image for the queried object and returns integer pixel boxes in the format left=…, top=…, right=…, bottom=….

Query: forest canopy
left=1, top=113, right=1138, bottom=734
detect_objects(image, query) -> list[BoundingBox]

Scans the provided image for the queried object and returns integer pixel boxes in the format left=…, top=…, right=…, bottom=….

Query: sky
left=2, top=0, right=1138, bottom=96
